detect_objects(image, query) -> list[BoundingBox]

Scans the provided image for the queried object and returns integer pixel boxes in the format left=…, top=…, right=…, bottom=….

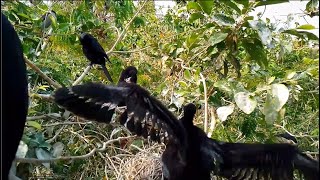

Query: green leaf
left=187, top=2, right=202, bottom=11
left=198, top=1, right=214, bottom=15
left=184, top=69, right=192, bottom=81
left=220, top=1, right=241, bottom=14
left=209, top=32, right=228, bottom=46
left=242, top=38, right=268, bottom=68
left=214, top=80, right=232, bottom=93
left=306, top=0, right=319, bottom=12
left=234, top=0, right=250, bottom=8
left=234, top=92, right=257, bottom=114
left=189, top=12, right=205, bottom=22
left=26, top=121, right=42, bottom=130
left=213, top=14, right=235, bottom=26
left=248, top=20, right=272, bottom=47
left=186, top=33, right=200, bottom=50
left=256, top=0, right=289, bottom=7
left=282, top=29, right=319, bottom=40
left=217, top=104, right=235, bottom=121
left=263, top=94, right=281, bottom=124
left=296, top=24, right=316, bottom=30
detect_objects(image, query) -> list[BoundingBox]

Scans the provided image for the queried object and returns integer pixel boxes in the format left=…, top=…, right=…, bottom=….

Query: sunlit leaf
left=297, top=24, right=316, bottom=30
left=271, top=84, right=290, bottom=111
left=282, top=29, right=319, bottom=40
left=184, top=69, right=192, bottom=81
left=285, top=71, right=296, bottom=80
left=26, top=121, right=42, bottom=130
left=198, top=1, right=214, bottom=15
left=217, top=104, right=235, bottom=121
left=189, top=12, right=205, bottom=22
left=213, top=13, right=236, bottom=26
left=220, top=1, right=241, bottom=14
left=209, top=32, right=228, bottom=46
left=256, top=0, right=289, bottom=7
left=187, top=2, right=202, bottom=11
left=248, top=20, right=273, bottom=47
left=234, top=92, right=257, bottom=114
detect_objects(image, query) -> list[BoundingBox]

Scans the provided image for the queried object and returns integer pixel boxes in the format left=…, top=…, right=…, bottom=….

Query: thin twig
left=46, top=125, right=65, bottom=143
left=27, top=113, right=61, bottom=121
left=33, top=93, right=54, bottom=102
left=106, top=0, right=147, bottom=54
left=43, top=121, right=93, bottom=127
left=110, top=46, right=151, bottom=54
left=72, top=65, right=92, bottom=86
left=24, top=56, right=62, bottom=89
left=15, top=136, right=135, bottom=163
left=200, top=73, right=208, bottom=133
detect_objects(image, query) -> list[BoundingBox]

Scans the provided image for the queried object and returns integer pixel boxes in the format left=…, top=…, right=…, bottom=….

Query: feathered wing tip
left=53, top=83, right=124, bottom=123
left=293, top=152, right=319, bottom=180
left=208, top=141, right=319, bottom=180
left=53, top=83, right=187, bottom=147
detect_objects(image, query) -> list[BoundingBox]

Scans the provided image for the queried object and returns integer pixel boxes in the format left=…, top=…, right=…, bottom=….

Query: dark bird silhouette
left=276, top=132, right=298, bottom=145
left=2, top=13, right=29, bottom=179
left=53, top=81, right=318, bottom=180
left=79, top=32, right=113, bottom=83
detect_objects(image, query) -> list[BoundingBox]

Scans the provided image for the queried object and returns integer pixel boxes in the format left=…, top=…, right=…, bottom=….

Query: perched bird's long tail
left=101, top=65, right=114, bottom=83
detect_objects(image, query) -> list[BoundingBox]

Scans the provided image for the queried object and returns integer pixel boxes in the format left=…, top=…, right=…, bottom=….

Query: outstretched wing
left=53, top=83, right=187, bottom=147
left=203, top=139, right=319, bottom=180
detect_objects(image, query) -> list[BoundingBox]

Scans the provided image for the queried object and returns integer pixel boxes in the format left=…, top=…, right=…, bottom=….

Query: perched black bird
left=2, top=13, right=29, bottom=179
left=79, top=32, right=113, bottom=83
left=53, top=82, right=319, bottom=180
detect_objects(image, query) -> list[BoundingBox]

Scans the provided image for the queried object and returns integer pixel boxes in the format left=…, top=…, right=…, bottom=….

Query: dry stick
left=207, top=107, right=216, bottom=138
left=15, top=136, right=135, bottom=164
left=26, top=113, right=61, bottom=121
left=72, top=65, right=92, bottom=86
left=200, top=73, right=208, bottom=133
left=34, top=93, right=54, bottom=102
left=24, top=56, right=62, bottom=89
left=43, top=121, right=93, bottom=127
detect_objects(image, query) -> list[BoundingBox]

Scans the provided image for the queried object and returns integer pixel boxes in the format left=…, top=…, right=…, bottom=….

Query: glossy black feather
left=53, top=81, right=187, bottom=150
left=162, top=103, right=319, bottom=180
left=53, top=72, right=318, bottom=180
left=181, top=104, right=319, bottom=180
left=79, top=32, right=113, bottom=83
left=2, top=13, right=29, bottom=180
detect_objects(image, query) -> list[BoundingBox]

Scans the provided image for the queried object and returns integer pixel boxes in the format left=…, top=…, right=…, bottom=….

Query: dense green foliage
left=3, top=0, right=319, bottom=179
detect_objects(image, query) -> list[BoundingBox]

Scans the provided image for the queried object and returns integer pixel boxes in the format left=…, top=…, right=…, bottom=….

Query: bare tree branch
left=200, top=73, right=208, bottom=133
left=72, top=65, right=92, bottom=86
left=106, top=0, right=147, bottom=54
left=24, top=56, right=62, bottom=89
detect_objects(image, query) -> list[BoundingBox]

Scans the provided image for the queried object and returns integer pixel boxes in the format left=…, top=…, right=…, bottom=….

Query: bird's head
left=79, top=32, right=89, bottom=44
left=119, top=66, right=138, bottom=84
left=181, top=103, right=197, bottom=124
